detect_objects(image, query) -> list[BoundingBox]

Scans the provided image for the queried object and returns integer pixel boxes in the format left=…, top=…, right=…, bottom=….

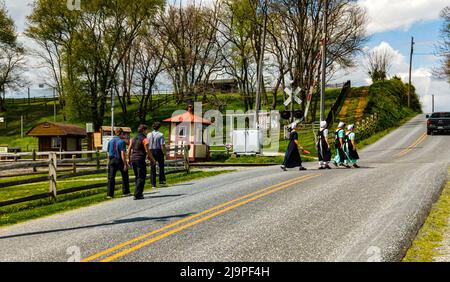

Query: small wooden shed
left=27, top=122, right=87, bottom=154
left=163, top=106, right=212, bottom=162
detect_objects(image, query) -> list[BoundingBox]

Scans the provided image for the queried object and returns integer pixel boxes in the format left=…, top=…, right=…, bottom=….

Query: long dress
left=344, top=131, right=360, bottom=165
left=283, top=131, right=302, bottom=168
left=317, top=129, right=331, bottom=164
left=334, top=128, right=346, bottom=165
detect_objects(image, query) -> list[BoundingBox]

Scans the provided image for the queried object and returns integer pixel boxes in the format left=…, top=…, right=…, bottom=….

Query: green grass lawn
left=403, top=169, right=450, bottom=262
left=0, top=169, right=234, bottom=227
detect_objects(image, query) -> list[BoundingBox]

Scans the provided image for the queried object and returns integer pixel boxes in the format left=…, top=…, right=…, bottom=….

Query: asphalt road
left=0, top=114, right=449, bottom=262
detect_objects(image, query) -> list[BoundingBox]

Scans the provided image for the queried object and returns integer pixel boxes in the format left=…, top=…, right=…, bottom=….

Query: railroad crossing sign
left=284, top=87, right=302, bottom=107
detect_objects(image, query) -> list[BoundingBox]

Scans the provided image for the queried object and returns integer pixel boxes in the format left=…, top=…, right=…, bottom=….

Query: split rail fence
left=0, top=146, right=189, bottom=208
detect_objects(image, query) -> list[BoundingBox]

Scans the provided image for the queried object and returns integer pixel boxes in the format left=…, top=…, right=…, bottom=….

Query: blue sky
left=3, top=0, right=450, bottom=112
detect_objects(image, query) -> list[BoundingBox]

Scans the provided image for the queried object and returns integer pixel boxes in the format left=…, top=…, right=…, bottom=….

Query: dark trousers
left=150, top=149, right=166, bottom=187
left=132, top=160, right=147, bottom=198
left=107, top=158, right=130, bottom=197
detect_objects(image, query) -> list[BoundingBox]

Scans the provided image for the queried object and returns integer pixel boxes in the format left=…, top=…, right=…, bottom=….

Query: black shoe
left=325, top=165, right=332, bottom=169
left=299, top=166, right=307, bottom=171
left=122, top=193, right=132, bottom=198
left=353, top=164, right=360, bottom=168
left=281, top=165, right=287, bottom=171
left=345, top=165, right=351, bottom=168
left=133, top=196, right=144, bottom=200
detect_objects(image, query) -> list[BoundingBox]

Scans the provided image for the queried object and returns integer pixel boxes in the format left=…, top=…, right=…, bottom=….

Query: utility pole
left=408, top=36, right=414, bottom=108
left=27, top=87, right=30, bottom=106
left=432, top=94, right=435, bottom=113
left=21, top=115, right=23, bottom=138
left=255, top=0, right=268, bottom=128
left=320, top=0, right=328, bottom=122
left=111, top=89, right=115, bottom=137
left=255, top=0, right=268, bottom=153
left=52, top=87, right=56, bottom=122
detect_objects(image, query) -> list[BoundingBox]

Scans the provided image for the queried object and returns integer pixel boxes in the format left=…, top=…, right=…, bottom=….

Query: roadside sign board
left=102, top=136, right=113, bottom=152
left=0, top=117, right=4, bottom=123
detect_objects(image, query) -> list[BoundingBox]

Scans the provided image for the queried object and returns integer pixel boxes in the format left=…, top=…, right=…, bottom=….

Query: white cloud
left=359, top=0, right=449, bottom=34
left=333, top=42, right=450, bottom=112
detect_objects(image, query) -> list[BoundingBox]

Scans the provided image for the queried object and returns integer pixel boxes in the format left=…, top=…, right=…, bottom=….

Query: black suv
left=427, top=112, right=450, bottom=135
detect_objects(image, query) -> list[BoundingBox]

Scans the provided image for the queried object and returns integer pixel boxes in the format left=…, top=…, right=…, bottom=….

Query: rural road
left=0, top=114, right=449, bottom=262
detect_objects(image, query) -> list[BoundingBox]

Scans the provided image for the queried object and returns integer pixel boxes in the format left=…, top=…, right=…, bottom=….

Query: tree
left=0, top=2, right=25, bottom=112
left=26, top=0, right=164, bottom=130
left=366, top=48, right=394, bottom=82
left=132, top=21, right=167, bottom=124
left=268, top=0, right=367, bottom=120
left=217, top=0, right=259, bottom=112
left=155, top=3, right=222, bottom=105
left=435, top=6, right=449, bottom=82
left=25, top=0, right=80, bottom=117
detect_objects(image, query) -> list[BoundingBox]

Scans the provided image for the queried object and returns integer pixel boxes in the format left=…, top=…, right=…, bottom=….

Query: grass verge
left=0, top=170, right=233, bottom=227
left=403, top=169, right=450, bottom=262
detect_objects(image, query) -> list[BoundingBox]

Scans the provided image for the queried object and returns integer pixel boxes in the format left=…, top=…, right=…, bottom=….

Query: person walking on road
left=333, top=121, right=346, bottom=167
left=343, top=124, right=360, bottom=168
left=148, top=122, right=167, bottom=188
left=128, top=124, right=155, bottom=200
left=281, top=122, right=307, bottom=171
left=317, top=121, right=332, bottom=170
left=107, top=128, right=130, bottom=198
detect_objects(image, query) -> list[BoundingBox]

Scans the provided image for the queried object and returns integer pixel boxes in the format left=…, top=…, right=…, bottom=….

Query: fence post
left=72, top=154, right=77, bottom=174
left=96, top=149, right=100, bottom=170
left=183, top=145, right=190, bottom=173
left=48, top=153, right=57, bottom=200
left=32, top=149, right=37, bottom=172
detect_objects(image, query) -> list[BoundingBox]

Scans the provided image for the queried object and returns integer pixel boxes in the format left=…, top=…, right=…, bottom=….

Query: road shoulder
left=403, top=168, right=450, bottom=262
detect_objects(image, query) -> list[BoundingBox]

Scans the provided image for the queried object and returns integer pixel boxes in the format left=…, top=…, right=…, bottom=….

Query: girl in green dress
left=344, top=124, right=360, bottom=168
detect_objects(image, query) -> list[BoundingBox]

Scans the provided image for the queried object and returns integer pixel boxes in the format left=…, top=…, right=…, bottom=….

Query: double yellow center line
left=396, top=132, right=427, bottom=157
left=81, top=173, right=321, bottom=262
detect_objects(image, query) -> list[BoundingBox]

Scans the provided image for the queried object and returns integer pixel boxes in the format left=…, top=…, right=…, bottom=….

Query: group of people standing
left=282, top=121, right=360, bottom=171
left=107, top=122, right=167, bottom=200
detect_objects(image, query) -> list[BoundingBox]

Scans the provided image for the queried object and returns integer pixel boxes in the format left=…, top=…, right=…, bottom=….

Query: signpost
left=284, top=86, right=302, bottom=122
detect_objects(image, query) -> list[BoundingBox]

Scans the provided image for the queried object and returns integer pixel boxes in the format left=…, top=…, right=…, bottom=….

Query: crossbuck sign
left=284, top=87, right=302, bottom=107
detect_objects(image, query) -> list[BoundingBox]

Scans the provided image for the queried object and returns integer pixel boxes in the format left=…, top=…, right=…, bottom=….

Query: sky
left=3, top=0, right=450, bottom=113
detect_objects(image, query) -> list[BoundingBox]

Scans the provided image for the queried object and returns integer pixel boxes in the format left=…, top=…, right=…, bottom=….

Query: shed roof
left=100, top=126, right=132, bottom=133
left=27, top=122, right=87, bottom=137
left=163, top=111, right=212, bottom=124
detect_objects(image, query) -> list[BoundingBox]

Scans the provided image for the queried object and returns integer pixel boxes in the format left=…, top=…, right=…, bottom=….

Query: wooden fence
left=0, top=146, right=189, bottom=208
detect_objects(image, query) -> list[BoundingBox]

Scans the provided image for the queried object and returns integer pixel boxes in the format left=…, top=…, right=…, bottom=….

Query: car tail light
left=427, top=120, right=432, bottom=126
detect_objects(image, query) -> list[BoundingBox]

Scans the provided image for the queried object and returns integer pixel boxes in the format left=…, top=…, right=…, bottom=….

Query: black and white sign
left=284, top=87, right=302, bottom=107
